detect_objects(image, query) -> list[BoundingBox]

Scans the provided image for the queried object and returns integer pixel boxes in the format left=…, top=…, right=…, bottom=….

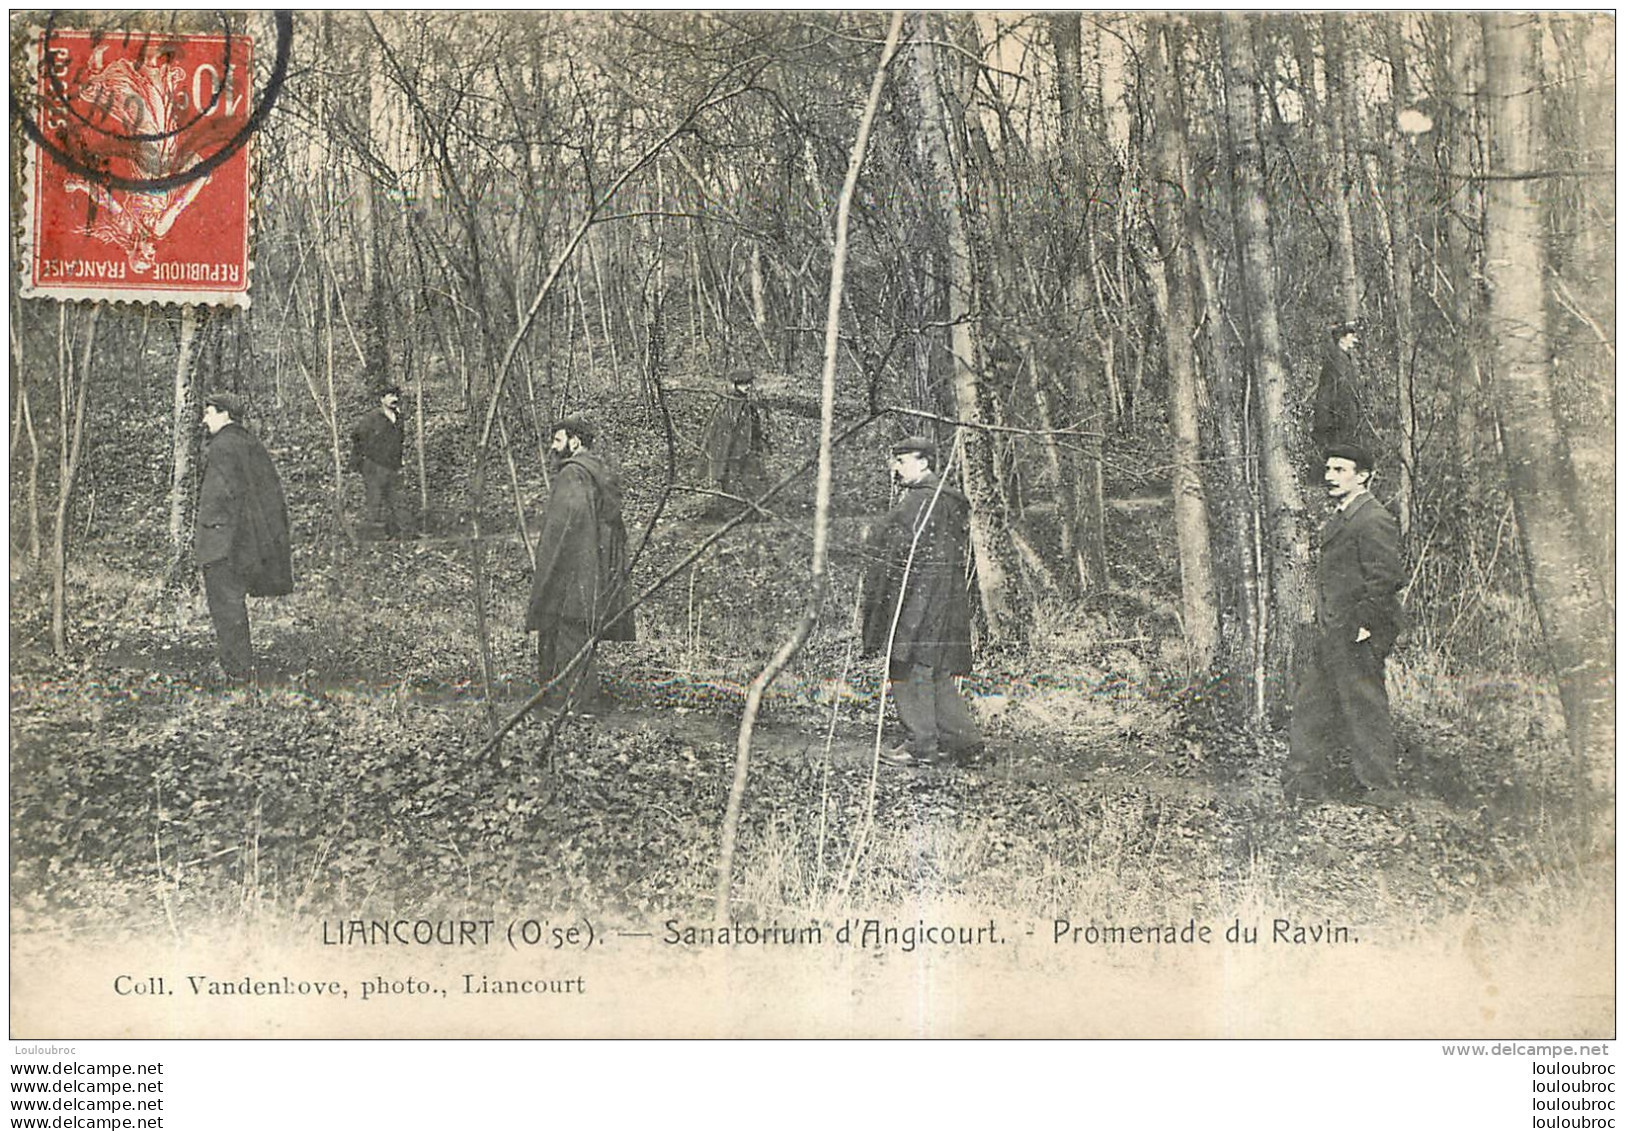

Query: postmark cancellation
left=18, top=23, right=257, bottom=307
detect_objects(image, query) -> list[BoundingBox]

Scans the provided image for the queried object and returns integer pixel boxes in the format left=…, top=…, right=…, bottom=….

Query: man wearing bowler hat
left=860, top=435, right=985, bottom=767
left=1287, top=441, right=1405, bottom=805
left=349, top=383, right=414, bottom=539
left=196, top=392, right=293, bottom=685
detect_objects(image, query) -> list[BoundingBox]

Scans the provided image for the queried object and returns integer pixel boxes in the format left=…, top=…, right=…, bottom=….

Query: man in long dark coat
left=860, top=435, right=984, bottom=767
left=349, top=383, right=413, bottom=539
left=1287, top=442, right=1405, bottom=805
left=699, top=369, right=770, bottom=519
left=525, top=418, right=634, bottom=709
left=196, top=392, right=293, bottom=683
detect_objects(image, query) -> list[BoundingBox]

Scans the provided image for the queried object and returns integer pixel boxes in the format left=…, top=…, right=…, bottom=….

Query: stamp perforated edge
left=16, top=24, right=256, bottom=310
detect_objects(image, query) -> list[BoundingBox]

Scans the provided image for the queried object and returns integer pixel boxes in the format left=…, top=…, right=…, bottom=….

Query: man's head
left=549, top=417, right=596, bottom=457
left=377, top=384, right=402, bottom=410
left=889, top=436, right=937, bottom=486
left=1333, top=321, right=1360, bottom=352
left=1323, top=442, right=1373, bottom=501
left=201, top=392, right=244, bottom=434
left=728, top=369, right=755, bottom=393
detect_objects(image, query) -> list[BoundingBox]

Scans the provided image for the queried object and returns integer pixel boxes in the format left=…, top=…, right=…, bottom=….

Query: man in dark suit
left=860, top=435, right=985, bottom=768
left=197, top=392, right=293, bottom=684
left=1287, top=442, right=1405, bottom=805
left=349, top=383, right=414, bottom=539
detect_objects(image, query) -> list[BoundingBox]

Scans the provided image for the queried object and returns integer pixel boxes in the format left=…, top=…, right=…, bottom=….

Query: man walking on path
left=525, top=418, right=635, bottom=709
left=349, top=383, right=414, bottom=539
left=1287, top=442, right=1405, bottom=805
left=197, top=392, right=293, bottom=684
left=860, top=435, right=985, bottom=767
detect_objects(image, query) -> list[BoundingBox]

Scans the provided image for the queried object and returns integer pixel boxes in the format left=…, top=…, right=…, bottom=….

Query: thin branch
left=883, top=405, right=1104, bottom=439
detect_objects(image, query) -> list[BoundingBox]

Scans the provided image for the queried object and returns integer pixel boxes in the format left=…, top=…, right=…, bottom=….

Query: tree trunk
left=1481, top=12, right=1615, bottom=793
left=912, top=15, right=1026, bottom=642
left=1440, top=15, right=1487, bottom=473
left=1046, top=12, right=1111, bottom=592
left=1146, top=20, right=1220, bottom=670
left=1221, top=13, right=1312, bottom=714
left=50, top=305, right=100, bottom=656
left=1385, top=16, right=1418, bottom=534
left=1322, top=15, right=1363, bottom=331
left=12, top=306, right=45, bottom=561
left=166, top=307, right=207, bottom=584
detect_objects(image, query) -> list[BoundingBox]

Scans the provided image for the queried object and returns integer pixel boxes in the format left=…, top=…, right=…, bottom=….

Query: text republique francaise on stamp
left=19, top=20, right=286, bottom=307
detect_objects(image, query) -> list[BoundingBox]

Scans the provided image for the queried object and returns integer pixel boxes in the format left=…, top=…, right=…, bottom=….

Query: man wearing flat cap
left=196, top=392, right=293, bottom=684
left=860, top=435, right=985, bottom=767
left=1287, top=442, right=1405, bottom=805
left=699, top=368, right=771, bottom=520
left=525, top=417, right=635, bottom=709
left=348, top=382, right=414, bottom=539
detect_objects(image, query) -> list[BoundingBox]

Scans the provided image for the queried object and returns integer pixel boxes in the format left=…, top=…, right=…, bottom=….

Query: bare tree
left=1481, top=12, right=1615, bottom=794
left=1221, top=14, right=1312, bottom=710
left=1144, top=19, right=1219, bottom=670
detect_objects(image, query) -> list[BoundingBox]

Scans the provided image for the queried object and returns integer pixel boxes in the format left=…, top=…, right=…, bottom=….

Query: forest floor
left=11, top=506, right=1607, bottom=953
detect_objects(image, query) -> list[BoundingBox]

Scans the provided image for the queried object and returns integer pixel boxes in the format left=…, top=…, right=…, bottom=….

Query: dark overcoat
left=701, top=391, right=768, bottom=491
left=350, top=406, right=404, bottom=470
left=860, top=473, right=974, bottom=674
left=1311, top=343, right=1363, bottom=453
left=1313, top=491, right=1404, bottom=653
left=525, top=450, right=635, bottom=640
left=197, top=422, right=294, bottom=596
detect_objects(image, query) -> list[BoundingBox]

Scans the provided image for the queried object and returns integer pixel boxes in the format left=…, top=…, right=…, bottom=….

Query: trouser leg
left=203, top=561, right=252, bottom=678
left=362, top=462, right=389, bottom=525
left=1286, top=634, right=1340, bottom=794
left=1338, top=639, right=1397, bottom=790
left=890, top=661, right=939, bottom=756
left=933, top=669, right=984, bottom=754
left=380, top=468, right=414, bottom=537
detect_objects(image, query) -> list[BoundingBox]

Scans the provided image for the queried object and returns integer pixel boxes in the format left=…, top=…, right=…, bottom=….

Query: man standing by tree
left=525, top=418, right=635, bottom=710
left=349, top=383, right=414, bottom=539
left=699, top=368, right=770, bottom=520
left=1286, top=443, right=1405, bottom=805
left=861, top=436, right=985, bottom=767
left=196, top=392, right=293, bottom=685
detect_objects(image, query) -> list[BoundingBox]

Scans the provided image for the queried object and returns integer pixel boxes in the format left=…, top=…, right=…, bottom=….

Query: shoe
left=880, top=745, right=924, bottom=767
left=1358, top=786, right=1405, bottom=810
left=1282, top=778, right=1330, bottom=807
left=941, top=743, right=987, bottom=767
left=201, top=664, right=252, bottom=690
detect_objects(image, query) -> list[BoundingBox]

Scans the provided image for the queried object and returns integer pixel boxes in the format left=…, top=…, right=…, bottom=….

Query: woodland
left=7, top=11, right=1616, bottom=994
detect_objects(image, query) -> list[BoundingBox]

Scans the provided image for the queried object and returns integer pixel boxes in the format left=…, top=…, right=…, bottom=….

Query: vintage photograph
left=8, top=10, right=1614, bottom=1038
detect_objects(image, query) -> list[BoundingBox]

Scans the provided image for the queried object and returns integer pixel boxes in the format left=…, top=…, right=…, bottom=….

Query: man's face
left=382, top=393, right=401, bottom=411
left=550, top=430, right=577, bottom=456
left=1339, top=331, right=1359, bottom=352
left=201, top=404, right=229, bottom=434
left=1324, top=457, right=1368, bottom=500
left=890, top=450, right=930, bottom=485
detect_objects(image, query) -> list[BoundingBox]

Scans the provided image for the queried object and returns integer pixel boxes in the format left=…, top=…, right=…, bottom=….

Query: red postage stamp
left=21, top=26, right=256, bottom=307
